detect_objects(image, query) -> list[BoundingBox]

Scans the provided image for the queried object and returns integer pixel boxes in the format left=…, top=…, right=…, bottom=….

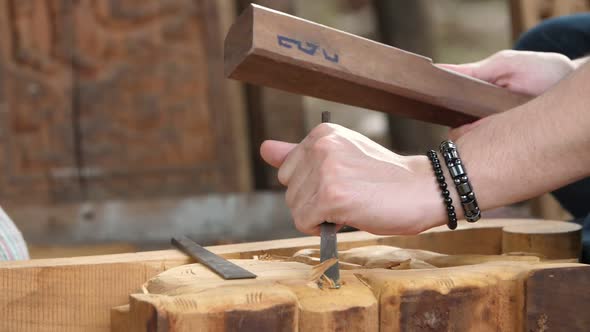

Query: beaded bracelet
left=427, top=150, right=457, bottom=230
left=439, top=141, right=481, bottom=222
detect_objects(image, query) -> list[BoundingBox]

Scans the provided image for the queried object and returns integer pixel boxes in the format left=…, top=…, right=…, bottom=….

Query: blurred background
left=0, top=0, right=586, bottom=258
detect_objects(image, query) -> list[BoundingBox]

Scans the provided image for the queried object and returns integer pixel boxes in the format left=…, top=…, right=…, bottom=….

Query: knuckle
left=294, top=220, right=307, bottom=234
left=319, top=156, right=339, bottom=178
left=292, top=214, right=310, bottom=234
left=311, top=135, right=334, bottom=155
left=318, top=183, right=345, bottom=204
left=311, top=123, right=335, bottom=136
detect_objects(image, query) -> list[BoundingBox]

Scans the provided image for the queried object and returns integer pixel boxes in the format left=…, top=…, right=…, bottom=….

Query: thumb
left=437, top=63, right=479, bottom=78
left=437, top=59, right=506, bottom=85
left=260, top=140, right=297, bottom=168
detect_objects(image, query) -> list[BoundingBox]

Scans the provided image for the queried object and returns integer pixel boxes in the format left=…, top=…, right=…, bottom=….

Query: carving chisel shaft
left=319, top=111, right=340, bottom=288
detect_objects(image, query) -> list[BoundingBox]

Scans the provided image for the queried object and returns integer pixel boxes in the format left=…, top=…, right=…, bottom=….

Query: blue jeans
left=514, top=13, right=590, bottom=262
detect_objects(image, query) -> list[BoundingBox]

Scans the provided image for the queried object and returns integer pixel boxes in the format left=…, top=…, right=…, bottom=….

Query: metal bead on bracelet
left=439, top=140, right=481, bottom=222
left=427, top=150, right=458, bottom=230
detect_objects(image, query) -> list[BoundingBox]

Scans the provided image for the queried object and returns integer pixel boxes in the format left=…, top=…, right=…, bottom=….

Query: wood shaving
left=309, top=258, right=338, bottom=282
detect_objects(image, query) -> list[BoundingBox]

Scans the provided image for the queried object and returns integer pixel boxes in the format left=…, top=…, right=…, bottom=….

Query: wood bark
left=0, top=218, right=583, bottom=331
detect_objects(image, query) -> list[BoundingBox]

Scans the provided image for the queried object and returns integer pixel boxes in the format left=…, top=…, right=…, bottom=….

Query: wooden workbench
left=1, top=219, right=588, bottom=331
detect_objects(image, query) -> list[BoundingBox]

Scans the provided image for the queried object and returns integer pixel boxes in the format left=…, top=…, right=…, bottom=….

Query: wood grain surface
left=114, top=247, right=587, bottom=331
left=525, top=266, right=590, bottom=331
left=0, top=218, right=582, bottom=331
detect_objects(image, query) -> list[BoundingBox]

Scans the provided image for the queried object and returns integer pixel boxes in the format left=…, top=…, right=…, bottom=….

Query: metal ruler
left=171, top=236, right=257, bottom=280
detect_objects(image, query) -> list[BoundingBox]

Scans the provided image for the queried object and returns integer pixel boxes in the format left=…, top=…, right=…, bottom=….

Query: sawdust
left=309, top=258, right=338, bottom=283
left=319, top=274, right=337, bottom=289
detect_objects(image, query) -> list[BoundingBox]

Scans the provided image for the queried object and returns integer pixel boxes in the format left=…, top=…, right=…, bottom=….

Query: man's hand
left=439, top=50, right=576, bottom=140
left=438, top=50, right=575, bottom=97
left=260, top=123, right=445, bottom=236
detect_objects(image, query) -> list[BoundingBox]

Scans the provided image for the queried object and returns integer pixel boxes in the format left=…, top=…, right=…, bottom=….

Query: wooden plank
left=0, top=219, right=581, bottom=331
left=0, top=251, right=190, bottom=332
left=224, top=4, right=532, bottom=128
left=115, top=253, right=589, bottom=331
left=28, top=243, right=137, bottom=259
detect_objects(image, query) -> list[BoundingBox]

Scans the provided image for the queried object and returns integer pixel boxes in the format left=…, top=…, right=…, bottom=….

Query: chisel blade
left=319, top=110, right=340, bottom=288
left=172, top=236, right=257, bottom=280
left=320, top=222, right=340, bottom=288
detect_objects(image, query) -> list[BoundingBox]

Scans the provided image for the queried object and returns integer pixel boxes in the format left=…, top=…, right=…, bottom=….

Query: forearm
left=456, top=62, right=590, bottom=212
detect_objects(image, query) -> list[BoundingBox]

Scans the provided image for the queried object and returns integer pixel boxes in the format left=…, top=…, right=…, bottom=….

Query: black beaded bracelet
left=427, top=150, right=458, bottom=230
left=439, top=140, right=481, bottom=222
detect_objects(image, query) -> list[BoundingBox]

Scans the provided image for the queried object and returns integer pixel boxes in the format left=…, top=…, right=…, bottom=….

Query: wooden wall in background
left=510, top=0, right=590, bottom=41
left=372, top=0, right=444, bottom=155
left=0, top=0, right=251, bottom=206
left=237, top=0, right=305, bottom=189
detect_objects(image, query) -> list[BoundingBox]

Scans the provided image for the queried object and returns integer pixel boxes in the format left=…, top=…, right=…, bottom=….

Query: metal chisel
left=319, top=111, right=340, bottom=288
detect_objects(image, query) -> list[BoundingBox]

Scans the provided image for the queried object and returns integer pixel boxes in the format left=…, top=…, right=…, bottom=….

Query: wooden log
left=224, top=4, right=532, bottom=127
left=118, top=261, right=378, bottom=332
left=361, top=262, right=590, bottom=331
left=0, top=219, right=581, bottom=331
left=525, top=266, right=590, bottom=331
left=502, top=222, right=582, bottom=259
left=114, top=254, right=589, bottom=331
